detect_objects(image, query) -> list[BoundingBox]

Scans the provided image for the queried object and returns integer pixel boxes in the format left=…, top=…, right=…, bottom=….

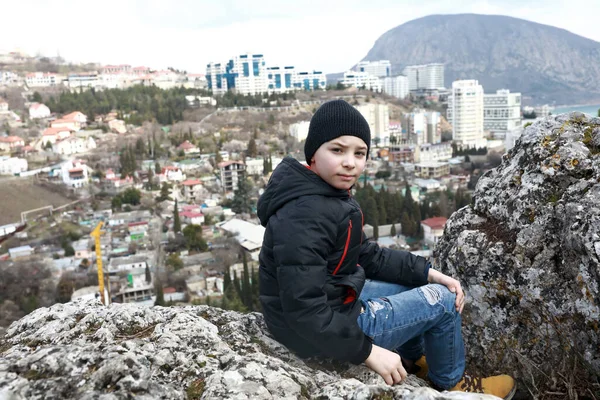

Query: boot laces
left=460, top=373, right=484, bottom=393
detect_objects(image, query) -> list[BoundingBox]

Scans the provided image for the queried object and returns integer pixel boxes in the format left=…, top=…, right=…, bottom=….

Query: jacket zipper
left=332, top=220, right=352, bottom=275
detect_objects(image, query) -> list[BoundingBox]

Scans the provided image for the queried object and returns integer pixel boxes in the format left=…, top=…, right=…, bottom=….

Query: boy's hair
left=304, top=99, right=371, bottom=162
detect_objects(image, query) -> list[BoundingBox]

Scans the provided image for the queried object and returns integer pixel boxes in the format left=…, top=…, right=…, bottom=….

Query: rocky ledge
left=0, top=301, right=497, bottom=399
left=436, top=113, right=600, bottom=396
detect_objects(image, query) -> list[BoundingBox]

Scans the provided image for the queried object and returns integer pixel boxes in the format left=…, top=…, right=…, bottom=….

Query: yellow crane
left=90, top=222, right=107, bottom=305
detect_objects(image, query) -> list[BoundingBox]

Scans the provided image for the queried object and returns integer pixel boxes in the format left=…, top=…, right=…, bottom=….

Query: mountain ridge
left=333, top=14, right=600, bottom=105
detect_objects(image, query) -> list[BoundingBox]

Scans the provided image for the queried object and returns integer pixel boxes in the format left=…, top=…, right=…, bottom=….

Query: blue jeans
left=357, top=279, right=465, bottom=389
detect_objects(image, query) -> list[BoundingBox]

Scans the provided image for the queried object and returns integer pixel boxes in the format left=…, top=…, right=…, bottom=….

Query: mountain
left=359, top=14, right=600, bottom=105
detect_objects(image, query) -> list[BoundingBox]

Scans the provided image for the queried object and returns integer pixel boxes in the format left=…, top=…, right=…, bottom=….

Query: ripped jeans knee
left=418, top=284, right=456, bottom=312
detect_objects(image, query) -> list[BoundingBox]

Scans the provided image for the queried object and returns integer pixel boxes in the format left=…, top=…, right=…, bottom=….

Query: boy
left=257, top=99, right=516, bottom=399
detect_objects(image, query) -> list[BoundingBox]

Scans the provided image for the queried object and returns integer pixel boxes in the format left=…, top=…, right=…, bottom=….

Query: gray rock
left=0, top=300, right=498, bottom=399
left=436, top=112, right=600, bottom=395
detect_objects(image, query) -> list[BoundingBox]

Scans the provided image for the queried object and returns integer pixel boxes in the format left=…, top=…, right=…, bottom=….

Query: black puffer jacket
left=257, top=157, right=429, bottom=364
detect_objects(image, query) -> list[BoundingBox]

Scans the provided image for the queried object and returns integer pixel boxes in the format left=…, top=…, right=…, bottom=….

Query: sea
left=552, top=104, right=600, bottom=117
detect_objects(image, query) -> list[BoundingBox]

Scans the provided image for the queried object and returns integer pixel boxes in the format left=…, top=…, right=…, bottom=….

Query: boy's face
left=310, top=135, right=367, bottom=190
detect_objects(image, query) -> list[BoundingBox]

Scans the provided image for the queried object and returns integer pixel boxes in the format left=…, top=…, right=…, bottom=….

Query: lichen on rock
left=0, top=300, right=497, bottom=399
left=436, top=112, right=600, bottom=397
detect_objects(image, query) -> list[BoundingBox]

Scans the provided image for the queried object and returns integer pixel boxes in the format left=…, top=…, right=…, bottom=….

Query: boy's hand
left=427, top=268, right=465, bottom=314
left=364, top=344, right=407, bottom=385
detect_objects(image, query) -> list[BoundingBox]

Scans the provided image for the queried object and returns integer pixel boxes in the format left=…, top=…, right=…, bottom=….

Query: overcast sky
left=1, top=0, right=599, bottom=74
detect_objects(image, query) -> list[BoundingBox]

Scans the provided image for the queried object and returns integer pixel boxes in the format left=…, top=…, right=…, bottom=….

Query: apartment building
left=483, top=89, right=522, bottom=139
left=402, top=63, right=445, bottom=91
left=447, top=80, right=486, bottom=148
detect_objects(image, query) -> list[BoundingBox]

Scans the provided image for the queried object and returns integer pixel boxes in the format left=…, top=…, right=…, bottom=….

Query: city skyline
left=1, top=0, right=600, bottom=74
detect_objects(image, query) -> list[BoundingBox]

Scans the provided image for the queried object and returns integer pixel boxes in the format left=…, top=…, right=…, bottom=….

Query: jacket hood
left=257, top=157, right=349, bottom=226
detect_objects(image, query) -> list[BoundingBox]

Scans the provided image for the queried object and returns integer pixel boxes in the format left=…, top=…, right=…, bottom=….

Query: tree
left=241, top=252, right=253, bottom=311
left=401, top=212, right=414, bottom=237
left=154, top=282, right=166, bottom=306
left=121, top=188, right=141, bottom=205
left=247, top=138, right=258, bottom=158
left=221, top=270, right=246, bottom=312
left=157, top=182, right=171, bottom=202
left=173, top=199, right=181, bottom=233
left=166, top=253, right=184, bottom=271
left=231, top=177, right=253, bottom=214
left=182, top=224, right=208, bottom=251
left=391, top=223, right=397, bottom=237
left=145, top=264, right=152, bottom=283
left=32, top=91, right=43, bottom=103
left=111, top=196, right=122, bottom=211
left=155, top=161, right=161, bottom=174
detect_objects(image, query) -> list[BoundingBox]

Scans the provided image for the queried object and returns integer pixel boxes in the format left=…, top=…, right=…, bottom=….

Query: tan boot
left=449, top=373, right=516, bottom=400
left=402, top=355, right=429, bottom=380
left=414, top=356, right=428, bottom=380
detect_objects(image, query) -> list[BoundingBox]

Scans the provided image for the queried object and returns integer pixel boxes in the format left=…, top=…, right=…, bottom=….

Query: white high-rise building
left=267, top=66, right=295, bottom=94
left=206, top=53, right=268, bottom=96
left=206, top=62, right=227, bottom=95
left=402, top=63, right=445, bottom=91
left=207, top=54, right=325, bottom=95
left=382, top=75, right=409, bottom=99
left=341, top=71, right=382, bottom=92
left=294, top=71, right=327, bottom=91
left=447, top=80, right=486, bottom=148
left=401, top=111, right=441, bottom=145
left=483, top=89, right=522, bottom=139
left=356, top=104, right=389, bottom=145
left=230, top=53, right=268, bottom=95
left=356, top=60, right=392, bottom=77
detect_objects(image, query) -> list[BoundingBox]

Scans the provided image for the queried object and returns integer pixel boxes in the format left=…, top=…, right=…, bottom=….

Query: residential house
left=108, top=210, right=152, bottom=227
left=421, top=217, right=448, bottom=246
left=0, top=156, right=27, bottom=175
left=8, top=245, right=34, bottom=260
left=103, top=169, right=134, bottom=191
left=218, top=161, right=245, bottom=192
left=0, top=136, right=24, bottom=152
left=42, top=127, right=71, bottom=145
left=178, top=140, right=199, bottom=154
left=245, top=158, right=264, bottom=176
left=72, top=239, right=92, bottom=260
left=218, top=218, right=265, bottom=261
left=61, top=159, right=91, bottom=188
left=128, top=221, right=149, bottom=241
left=51, top=118, right=80, bottom=131
left=176, top=251, right=216, bottom=278
left=161, top=166, right=185, bottom=182
left=63, top=111, right=88, bottom=126
left=179, top=210, right=205, bottom=225
left=54, top=136, right=96, bottom=155
left=29, top=103, right=51, bottom=119
left=108, top=119, right=127, bottom=134
left=181, top=179, right=202, bottom=202
left=108, top=255, right=149, bottom=273
left=25, top=72, right=65, bottom=87
left=414, top=161, right=450, bottom=179
left=111, top=267, right=155, bottom=306
left=185, top=275, right=206, bottom=299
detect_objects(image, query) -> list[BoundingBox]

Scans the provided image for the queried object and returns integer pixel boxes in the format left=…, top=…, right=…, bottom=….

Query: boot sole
left=503, top=384, right=517, bottom=400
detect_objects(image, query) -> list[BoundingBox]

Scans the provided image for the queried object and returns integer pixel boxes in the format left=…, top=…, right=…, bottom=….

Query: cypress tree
left=251, top=267, right=261, bottom=312
left=154, top=282, right=165, bottom=306
left=173, top=199, right=181, bottom=233
left=241, top=252, right=252, bottom=310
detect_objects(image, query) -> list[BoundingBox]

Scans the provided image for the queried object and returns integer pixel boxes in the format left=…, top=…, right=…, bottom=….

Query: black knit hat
left=304, top=99, right=371, bottom=163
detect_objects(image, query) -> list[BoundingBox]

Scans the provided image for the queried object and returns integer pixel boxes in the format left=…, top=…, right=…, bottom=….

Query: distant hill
left=340, top=14, right=600, bottom=105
